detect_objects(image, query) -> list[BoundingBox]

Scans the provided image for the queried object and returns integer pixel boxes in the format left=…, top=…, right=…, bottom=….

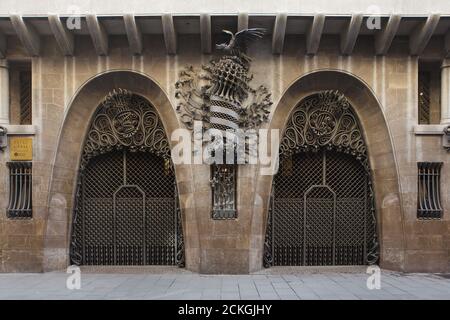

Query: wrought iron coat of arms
left=175, top=28, right=273, bottom=137
left=175, top=28, right=273, bottom=219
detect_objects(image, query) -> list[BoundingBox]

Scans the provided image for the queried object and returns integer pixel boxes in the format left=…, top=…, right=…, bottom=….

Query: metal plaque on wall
left=9, top=137, right=33, bottom=161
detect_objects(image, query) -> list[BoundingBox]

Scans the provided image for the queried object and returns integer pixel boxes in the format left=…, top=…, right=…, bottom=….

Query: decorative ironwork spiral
left=280, top=90, right=366, bottom=158
left=265, top=90, right=379, bottom=267
left=70, top=89, right=185, bottom=267
left=80, top=89, right=171, bottom=169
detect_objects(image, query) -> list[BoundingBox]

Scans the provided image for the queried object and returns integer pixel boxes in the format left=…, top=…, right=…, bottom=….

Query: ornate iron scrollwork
left=263, top=185, right=274, bottom=268
left=175, top=29, right=271, bottom=134
left=175, top=59, right=272, bottom=134
left=70, top=89, right=184, bottom=267
left=80, top=89, right=171, bottom=170
left=175, top=29, right=272, bottom=220
left=210, top=164, right=237, bottom=219
left=264, top=91, right=379, bottom=267
left=175, top=182, right=185, bottom=267
left=279, top=90, right=367, bottom=159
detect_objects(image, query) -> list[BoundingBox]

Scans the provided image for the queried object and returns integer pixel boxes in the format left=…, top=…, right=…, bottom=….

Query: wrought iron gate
left=263, top=91, right=378, bottom=267
left=70, top=89, right=184, bottom=266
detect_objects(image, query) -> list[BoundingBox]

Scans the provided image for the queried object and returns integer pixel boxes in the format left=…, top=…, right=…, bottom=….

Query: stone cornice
left=0, top=13, right=448, bottom=57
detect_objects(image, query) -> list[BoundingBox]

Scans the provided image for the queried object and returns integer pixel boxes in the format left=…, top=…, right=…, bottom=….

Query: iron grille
left=7, top=162, right=32, bottom=218
left=267, top=151, right=372, bottom=266
left=211, top=164, right=237, bottom=219
left=71, top=150, right=182, bottom=266
left=70, top=89, right=184, bottom=267
left=19, top=71, right=32, bottom=125
left=418, top=71, right=431, bottom=125
left=417, top=162, right=443, bottom=219
left=264, top=91, right=378, bottom=267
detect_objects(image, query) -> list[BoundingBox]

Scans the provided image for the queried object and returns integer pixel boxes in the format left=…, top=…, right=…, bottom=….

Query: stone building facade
left=0, top=1, right=449, bottom=274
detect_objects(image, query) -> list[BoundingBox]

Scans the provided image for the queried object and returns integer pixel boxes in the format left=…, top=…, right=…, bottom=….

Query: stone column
left=441, top=59, right=450, bottom=124
left=0, top=59, right=9, bottom=125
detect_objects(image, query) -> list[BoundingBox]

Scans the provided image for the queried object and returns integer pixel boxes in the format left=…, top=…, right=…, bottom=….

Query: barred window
left=211, top=164, right=237, bottom=219
left=418, top=71, right=430, bottom=124
left=418, top=61, right=441, bottom=125
left=8, top=61, right=32, bottom=125
left=7, top=162, right=32, bottom=218
left=417, top=162, right=443, bottom=219
left=19, top=70, right=32, bottom=125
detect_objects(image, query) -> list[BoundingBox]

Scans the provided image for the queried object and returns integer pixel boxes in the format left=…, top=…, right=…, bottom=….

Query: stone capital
left=0, top=59, right=8, bottom=69
left=441, top=58, right=450, bottom=124
left=441, top=58, right=450, bottom=69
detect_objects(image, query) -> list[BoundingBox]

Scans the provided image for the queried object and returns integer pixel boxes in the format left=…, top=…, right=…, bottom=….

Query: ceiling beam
left=123, top=14, right=143, bottom=55
left=10, top=14, right=40, bottom=56
left=0, top=32, right=5, bottom=58
left=48, top=14, right=74, bottom=56
left=340, top=13, right=363, bottom=55
left=409, top=14, right=440, bottom=56
left=162, top=13, right=177, bottom=55
left=200, top=13, right=211, bottom=54
left=272, top=13, right=287, bottom=54
left=306, top=14, right=325, bottom=55
left=86, top=14, right=108, bottom=56
left=238, top=13, right=248, bottom=32
left=375, top=14, right=401, bottom=55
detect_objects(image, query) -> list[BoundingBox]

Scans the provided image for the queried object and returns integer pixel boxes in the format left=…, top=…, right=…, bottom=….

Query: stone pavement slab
left=0, top=267, right=449, bottom=300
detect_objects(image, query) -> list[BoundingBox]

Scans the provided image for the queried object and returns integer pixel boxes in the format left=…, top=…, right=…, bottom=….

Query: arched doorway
left=69, top=89, right=184, bottom=266
left=264, top=91, right=379, bottom=267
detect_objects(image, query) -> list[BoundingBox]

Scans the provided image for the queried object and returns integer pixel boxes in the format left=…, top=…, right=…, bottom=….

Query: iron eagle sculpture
left=216, top=28, right=266, bottom=63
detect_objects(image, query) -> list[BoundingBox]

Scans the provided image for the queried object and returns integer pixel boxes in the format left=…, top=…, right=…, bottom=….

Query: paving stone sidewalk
left=0, top=267, right=449, bottom=300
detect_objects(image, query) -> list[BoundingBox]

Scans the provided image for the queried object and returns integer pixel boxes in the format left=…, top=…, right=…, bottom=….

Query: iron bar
left=417, top=162, right=443, bottom=219
left=7, top=162, right=32, bottom=218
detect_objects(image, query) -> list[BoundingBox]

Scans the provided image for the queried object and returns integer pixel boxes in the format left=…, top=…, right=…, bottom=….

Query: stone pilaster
left=441, top=59, right=450, bottom=124
left=0, top=59, right=9, bottom=125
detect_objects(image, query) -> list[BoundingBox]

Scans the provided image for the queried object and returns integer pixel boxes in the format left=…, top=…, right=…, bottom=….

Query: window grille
left=19, top=70, right=32, bottom=125
left=418, top=71, right=431, bottom=125
left=417, top=162, right=443, bottom=219
left=210, top=164, right=237, bottom=219
left=7, top=162, right=32, bottom=218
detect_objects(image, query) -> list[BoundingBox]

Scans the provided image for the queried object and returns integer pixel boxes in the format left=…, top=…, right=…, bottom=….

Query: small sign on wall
left=9, top=137, right=33, bottom=161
